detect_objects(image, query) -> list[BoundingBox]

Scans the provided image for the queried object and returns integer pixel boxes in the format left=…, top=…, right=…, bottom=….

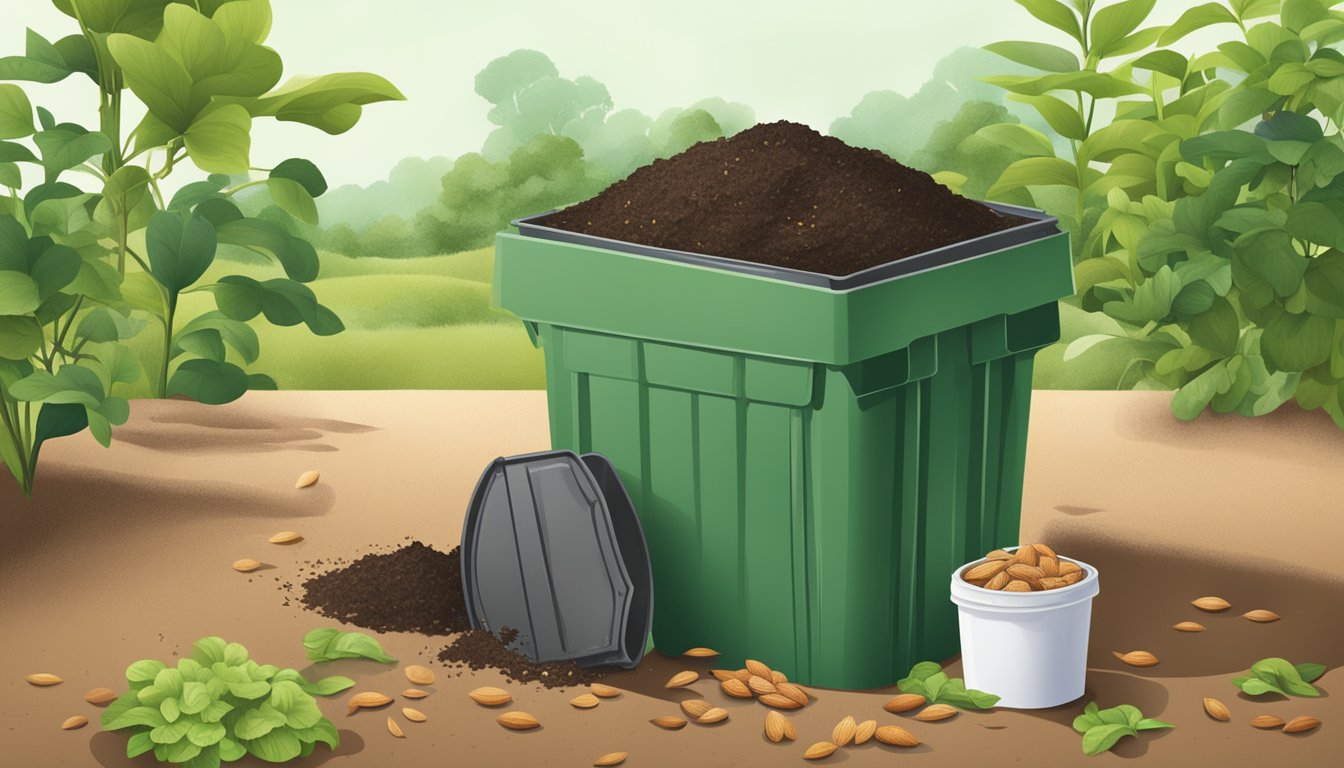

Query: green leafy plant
left=0, top=0, right=401, bottom=494
left=1072, top=701, right=1173, bottom=756
left=101, top=636, right=354, bottom=766
left=984, top=0, right=1344, bottom=427
left=1232, top=657, right=1325, bottom=696
left=302, top=628, right=397, bottom=664
left=896, top=661, right=1000, bottom=709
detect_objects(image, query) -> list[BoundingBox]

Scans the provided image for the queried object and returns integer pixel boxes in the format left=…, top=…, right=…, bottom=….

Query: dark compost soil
left=532, top=120, right=1028, bottom=276
left=299, top=541, right=596, bottom=689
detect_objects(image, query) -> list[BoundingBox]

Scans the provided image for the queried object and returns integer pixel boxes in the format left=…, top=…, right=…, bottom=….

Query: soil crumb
left=533, top=120, right=1027, bottom=276
left=439, top=627, right=604, bottom=689
left=300, top=541, right=470, bottom=635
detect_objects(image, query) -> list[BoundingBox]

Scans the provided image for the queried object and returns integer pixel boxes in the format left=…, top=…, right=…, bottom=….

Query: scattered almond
left=592, top=683, right=622, bottom=698
left=232, top=559, right=262, bottom=573
left=1113, top=650, right=1159, bottom=668
left=402, top=707, right=426, bottom=722
left=855, top=719, right=877, bottom=745
left=571, top=693, right=600, bottom=709
left=1173, top=621, right=1206, bottom=632
left=651, top=716, right=687, bottom=730
left=758, top=693, right=803, bottom=710
left=680, top=699, right=711, bottom=719
left=468, top=687, right=511, bottom=707
left=710, top=669, right=738, bottom=683
left=1192, top=596, right=1231, bottom=612
left=683, top=647, right=718, bottom=657
left=1283, top=715, right=1321, bottom=734
left=497, top=711, right=541, bottom=731
left=665, top=670, right=698, bottom=688
left=403, top=689, right=429, bottom=699
left=697, top=707, right=728, bottom=724
left=745, top=659, right=772, bottom=679
left=268, top=531, right=303, bottom=545
left=914, top=704, right=958, bottom=722
left=884, top=693, right=927, bottom=713
left=83, top=688, right=117, bottom=706
left=776, top=682, right=810, bottom=707
left=386, top=717, right=404, bottom=738
left=403, top=665, right=435, bottom=686
left=721, top=678, right=753, bottom=698
left=25, top=674, right=62, bottom=686
left=1250, top=715, right=1286, bottom=729
left=771, top=670, right=788, bottom=685
left=765, top=710, right=795, bottom=743
left=346, top=692, right=392, bottom=715
left=61, top=716, right=87, bottom=731
left=1242, top=609, right=1280, bottom=623
left=1203, top=698, right=1230, bottom=722
left=747, top=675, right=777, bottom=696
left=295, top=470, right=320, bottom=488
left=803, top=742, right=838, bottom=760
left=832, top=715, right=857, bottom=747
left=594, top=752, right=628, bottom=767
left=875, top=724, right=920, bottom=747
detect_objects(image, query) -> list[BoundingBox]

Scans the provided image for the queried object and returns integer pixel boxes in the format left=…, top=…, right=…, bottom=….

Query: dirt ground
left=0, top=390, right=1339, bottom=768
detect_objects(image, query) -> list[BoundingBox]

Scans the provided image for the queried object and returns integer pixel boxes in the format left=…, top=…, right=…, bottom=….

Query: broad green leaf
left=0, top=162, right=19, bottom=188
left=208, top=275, right=343, bottom=335
left=1131, top=50, right=1189, bottom=81
left=186, top=721, right=226, bottom=748
left=269, top=157, right=327, bottom=196
left=23, top=182, right=84, bottom=221
left=127, top=659, right=168, bottom=683
left=0, top=141, right=37, bottom=163
left=1173, top=363, right=1231, bottom=419
left=983, top=70, right=1146, bottom=98
left=975, top=123, right=1056, bottom=157
left=1135, top=718, right=1174, bottom=731
left=292, top=719, right=339, bottom=749
left=301, top=676, right=356, bottom=697
left=1181, top=131, right=1272, bottom=165
left=985, top=40, right=1079, bottom=72
left=1268, top=62, right=1315, bottom=96
left=1013, top=0, right=1083, bottom=43
left=1098, top=25, right=1165, bottom=59
left=1081, top=723, right=1137, bottom=756
left=266, top=177, right=318, bottom=225
left=50, top=0, right=175, bottom=38
left=270, top=681, right=323, bottom=729
left=1235, top=229, right=1307, bottom=297
left=178, top=682, right=211, bottom=716
left=1090, top=0, right=1158, bottom=56
left=1282, top=0, right=1329, bottom=33
left=233, top=704, right=288, bottom=740
left=302, top=628, right=397, bottom=664
left=1189, top=296, right=1241, bottom=356
left=184, top=103, right=252, bottom=173
left=106, top=32, right=194, bottom=131
left=174, top=311, right=260, bottom=363
left=199, top=700, right=233, bottom=724
left=245, top=728, right=302, bottom=763
left=0, top=84, right=34, bottom=139
left=218, top=737, right=245, bottom=761
left=923, top=671, right=949, bottom=701
left=147, top=210, right=217, bottom=293
left=126, top=731, right=155, bottom=759
left=160, top=696, right=181, bottom=723
left=167, top=174, right=230, bottom=211
left=988, top=157, right=1079, bottom=197
left=191, top=636, right=228, bottom=664
left=213, top=0, right=274, bottom=44
left=937, top=678, right=1001, bottom=709
left=225, top=679, right=270, bottom=700
left=0, top=315, right=42, bottom=359
left=1267, top=139, right=1311, bottom=166
left=1080, top=119, right=1166, bottom=163
left=161, top=738, right=201, bottom=763
left=1295, top=662, right=1327, bottom=683
left=102, top=165, right=152, bottom=216
left=242, top=72, right=405, bottom=134
left=0, top=272, right=40, bottom=315
left=1262, top=310, right=1334, bottom=371
left=1008, top=93, right=1086, bottom=139
left=33, top=123, right=112, bottom=177
left=167, top=358, right=249, bottom=404
left=1255, top=110, right=1325, bottom=143
left=1173, top=279, right=1216, bottom=316
left=0, top=30, right=75, bottom=83
left=105, top=705, right=168, bottom=730
left=1287, top=202, right=1344, bottom=248
left=1246, top=657, right=1323, bottom=697
left=1160, top=2, right=1241, bottom=45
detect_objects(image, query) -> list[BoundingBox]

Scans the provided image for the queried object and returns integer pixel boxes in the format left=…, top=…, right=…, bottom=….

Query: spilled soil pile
left=533, top=120, right=1026, bottom=275
left=299, top=541, right=597, bottom=689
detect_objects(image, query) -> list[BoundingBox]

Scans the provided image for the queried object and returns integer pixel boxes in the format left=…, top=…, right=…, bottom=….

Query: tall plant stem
left=0, top=387, right=32, bottom=495
left=159, top=298, right=177, bottom=398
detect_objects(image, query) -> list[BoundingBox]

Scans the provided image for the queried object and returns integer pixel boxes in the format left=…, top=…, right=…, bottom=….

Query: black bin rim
left=512, top=201, right=1060, bottom=291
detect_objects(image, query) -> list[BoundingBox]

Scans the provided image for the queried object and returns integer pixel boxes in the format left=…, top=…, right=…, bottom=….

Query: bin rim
left=949, top=549, right=1100, bottom=614
left=512, top=201, right=1059, bottom=291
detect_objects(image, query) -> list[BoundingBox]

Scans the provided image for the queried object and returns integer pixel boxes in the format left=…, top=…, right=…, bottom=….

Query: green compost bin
left=494, top=202, right=1073, bottom=689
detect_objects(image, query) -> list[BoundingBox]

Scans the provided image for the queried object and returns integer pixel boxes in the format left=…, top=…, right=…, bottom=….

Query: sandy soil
left=0, top=390, right=1339, bottom=768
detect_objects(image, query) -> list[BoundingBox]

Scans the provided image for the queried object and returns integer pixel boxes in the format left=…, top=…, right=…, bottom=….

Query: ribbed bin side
left=533, top=303, right=1056, bottom=689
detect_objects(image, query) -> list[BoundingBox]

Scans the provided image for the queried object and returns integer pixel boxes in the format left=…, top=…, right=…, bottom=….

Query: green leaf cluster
left=101, top=637, right=353, bottom=767
left=896, top=661, right=1001, bottom=710
left=1231, top=657, right=1325, bottom=696
left=1072, top=701, right=1173, bottom=757
left=302, top=628, right=397, bottom=664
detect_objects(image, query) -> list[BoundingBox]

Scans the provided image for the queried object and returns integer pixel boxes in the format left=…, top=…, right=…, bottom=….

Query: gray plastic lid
left=460, top=450, right=653, bottom=668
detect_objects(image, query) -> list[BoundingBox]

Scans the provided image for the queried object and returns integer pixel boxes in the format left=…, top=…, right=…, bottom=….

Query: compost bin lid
left=460, top=450, right=653, bottom=668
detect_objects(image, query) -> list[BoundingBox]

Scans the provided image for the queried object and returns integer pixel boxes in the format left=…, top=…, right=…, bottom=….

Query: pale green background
left=5, top=0, right=1223, bottom=187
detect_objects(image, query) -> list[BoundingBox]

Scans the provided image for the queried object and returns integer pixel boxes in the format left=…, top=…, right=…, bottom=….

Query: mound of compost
left=298, top=541, right=598, bottom=689
left=532, top=120, right=1027, bottom=276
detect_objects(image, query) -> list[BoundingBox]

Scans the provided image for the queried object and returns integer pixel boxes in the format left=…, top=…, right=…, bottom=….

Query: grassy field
left=121, top=246, right=546, bottom=394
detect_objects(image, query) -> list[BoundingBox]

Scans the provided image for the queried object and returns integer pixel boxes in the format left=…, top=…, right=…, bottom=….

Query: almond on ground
left=346, top=692, right=392, bottom=715
left=721, top=679, right=752, bottom=698
left=803, top=742, right=838, bottom=760
left=1203, top=698, right=1230, bottom=721
left=594, top=752, right=628, bottom=767
left=1112, top=650, right=1159, bottom=667
left=1283, top=716, right=1320, bottom=734
left=697, top=707, right=728, bottom=724
left=683, top=647, right=718, bottom=657
left=679, top=699, right=711, bottom=719
left=468, top=687, right=511, bottom=707
left=403, top=689, right=430, bottom=699
left=404, top=665, right=435, bottom=686
left=268, top=531, right=303, bottom=545
left=776, top=682, right=809, bottom=706
left=884, top=693, right=927, bottom=713
left=570, top=693, right=600, bottom=709
left=914, top=704, right=958, bottom=722
left=855, top=720, right=877, bottom=745
left=1192, top=596, right=1231, bottom=612
left=764, top=710, right=795, bottom=743
left=232, top=559, right=262, bottom=572
left=1250, top=715, right=1285, bottom=729
left=1242, top=609, right=1280, bottom=623
left=747, top=675, right=777, bottom=696
left=1173, top=621, right=1206, bottom=632
left=497, top=711, right=541, bottom=730
left=875, top=724, right=920, bottom=747
left=60, top=716, right=87, bottom=730
left=295, top=470, right=320, bottom=488
left=386, top=717, right=404, bottom=738
left=758, top=693, right=803, bottom=710
left=665, top=670, right=698, bottom=688
left=25, top=674, right=62, bottom=686
left=745, top=659, right=772, bottom=679
left=651, top=716, right=687, bottom=730
left=832, top=715, right=857, bottom=747
left=83, top=688, right=117, bottom=705
left=402, top=707, right=426, bottom=722
left=591, top=683, right=622, bottom=698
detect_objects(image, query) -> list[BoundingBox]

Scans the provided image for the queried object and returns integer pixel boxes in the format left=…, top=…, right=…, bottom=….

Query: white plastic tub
left=949, top=549, right=1100, bottom=709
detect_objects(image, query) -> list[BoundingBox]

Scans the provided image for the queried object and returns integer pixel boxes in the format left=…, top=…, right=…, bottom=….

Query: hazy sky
left=7, top=0, right=1215, bottom=188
